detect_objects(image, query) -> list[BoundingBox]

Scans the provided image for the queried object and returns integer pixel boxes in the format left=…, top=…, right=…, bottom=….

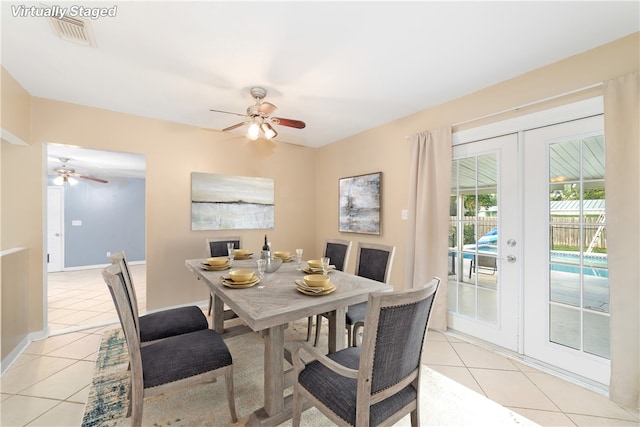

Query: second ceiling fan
left=210, top=87, right=306, bottom=140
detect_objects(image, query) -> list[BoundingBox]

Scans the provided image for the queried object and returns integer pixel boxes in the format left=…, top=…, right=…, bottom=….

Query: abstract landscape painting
left=191, top=172, right=274, bottom=230
left=339, top=172, right=381, bottom=234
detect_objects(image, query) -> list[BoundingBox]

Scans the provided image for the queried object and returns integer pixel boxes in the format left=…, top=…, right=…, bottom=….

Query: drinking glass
left=321, top=257, right=330, bottom=275
left=227, top=243, right=235, bottom=267
left=295, top=248, right=303, bottom=271
left=256, top=259, right=267, bottom=288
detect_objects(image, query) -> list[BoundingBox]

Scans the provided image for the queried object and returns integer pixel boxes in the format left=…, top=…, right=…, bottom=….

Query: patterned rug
left=82, top=319, right=537, bottom=426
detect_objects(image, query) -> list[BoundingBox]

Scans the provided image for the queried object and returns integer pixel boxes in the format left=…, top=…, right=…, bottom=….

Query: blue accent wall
left=48, top=177, right=146, bottom=267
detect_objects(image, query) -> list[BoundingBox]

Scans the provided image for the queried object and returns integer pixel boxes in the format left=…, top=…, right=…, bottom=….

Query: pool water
left=455, top=246, right=608, bottom=277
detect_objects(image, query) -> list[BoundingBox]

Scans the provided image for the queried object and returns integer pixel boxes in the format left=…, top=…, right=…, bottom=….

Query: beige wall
left=1, top=33, right=637, bottom=367
left=1, top=65, right=40, bottom=347
left=1, top=66, right=31, bottom=144
left=1, top=248, right=30, bottom=362
left=29, top=98, right=318, bottom=310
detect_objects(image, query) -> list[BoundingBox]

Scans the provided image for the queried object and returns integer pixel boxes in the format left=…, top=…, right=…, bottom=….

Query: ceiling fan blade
left=210, top=109, right=247, bottom=118
left=258, top=102, right=277, bottom=116
left=272, top=117, right=306, bottom=129
left=223, top=122, right=247, bottom=132
left=74, top=173, right=109, bottom=183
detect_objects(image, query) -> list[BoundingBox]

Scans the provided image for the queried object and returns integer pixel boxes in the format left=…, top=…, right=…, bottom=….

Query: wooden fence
left=450, top=216, right=607, bottom=250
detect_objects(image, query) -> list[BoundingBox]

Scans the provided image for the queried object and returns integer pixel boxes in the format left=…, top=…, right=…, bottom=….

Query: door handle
left=55, top=233, right=60, bottom=237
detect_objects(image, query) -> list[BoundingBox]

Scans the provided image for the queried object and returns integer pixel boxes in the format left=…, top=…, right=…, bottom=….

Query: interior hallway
left=0, top=267, right=638, bottom=426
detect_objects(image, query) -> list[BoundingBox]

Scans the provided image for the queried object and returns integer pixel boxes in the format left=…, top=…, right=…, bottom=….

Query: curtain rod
left=405, top=82, right=603, bottom=139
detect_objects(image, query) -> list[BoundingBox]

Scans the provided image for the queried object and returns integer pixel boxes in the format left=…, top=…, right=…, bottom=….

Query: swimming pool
left=454, top=246, right=608, bottom=278
left=550, top=251, right=608, bottom=278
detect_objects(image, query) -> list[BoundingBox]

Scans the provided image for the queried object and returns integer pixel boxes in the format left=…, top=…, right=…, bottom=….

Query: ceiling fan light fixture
left=247, top=122, right=260, bottom=140
left=53, top=175, right=65, bottom=185
left=67, top=176, right=79, bottom=186
left=261, top=122, right=277, bottom=140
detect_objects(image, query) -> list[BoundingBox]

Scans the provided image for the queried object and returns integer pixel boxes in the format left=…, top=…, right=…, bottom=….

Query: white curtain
left=604, top=72, right=639, bottom=408
left=404, top=127, right=452, bottom=331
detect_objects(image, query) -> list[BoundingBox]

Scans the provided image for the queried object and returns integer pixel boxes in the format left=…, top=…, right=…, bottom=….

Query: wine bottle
left=261, top=234, right=271, bottom=260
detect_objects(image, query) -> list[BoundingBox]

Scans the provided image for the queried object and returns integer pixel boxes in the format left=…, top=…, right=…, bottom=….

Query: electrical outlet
left=401, top=209, right=408, bottom=220
left=106, top=251, right=111, bottom=257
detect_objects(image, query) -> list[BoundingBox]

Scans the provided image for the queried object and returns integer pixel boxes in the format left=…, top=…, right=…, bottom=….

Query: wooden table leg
left=246, top=323, right=311, bottom=427
left=213, top=294, right=225, bottom=334
left=263, top=324, right=285, bottom=416
left=327, top=307, right=346, bottom=353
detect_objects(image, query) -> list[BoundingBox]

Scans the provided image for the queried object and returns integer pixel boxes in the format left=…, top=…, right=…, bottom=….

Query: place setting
left=220, top=269, right=260, bottom=288
left=200, top=256, right=231, bottom=271
left=272, top=250, right=294, bottom=262
left=232, top=249, right=253, bottom=260
left=295, top=274, right=336, bottom=296
left=302, top=257, right=335, bottom=275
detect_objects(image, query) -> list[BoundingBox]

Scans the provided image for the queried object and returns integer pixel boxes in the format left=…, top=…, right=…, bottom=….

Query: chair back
left=109, top=251, right=142, bottom=339
left=206, top=236, right=242, bottom=257
left=323, top=239, right=352, bottom=271
left=358, top=278, right=440, bottom=402
left=102, top=263, right=144, bottom=382
left=354, top=242, right=396, bottom=283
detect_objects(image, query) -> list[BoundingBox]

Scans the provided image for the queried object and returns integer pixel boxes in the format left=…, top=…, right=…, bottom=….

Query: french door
left=448, top=134, right=520, bottom=351
left=523, top=115, right=610, bottom=385
left=447, top=106, right=610, bottom=386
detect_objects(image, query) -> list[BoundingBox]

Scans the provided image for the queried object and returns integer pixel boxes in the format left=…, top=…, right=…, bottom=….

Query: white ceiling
left=2, top=1, right=638, bottom=176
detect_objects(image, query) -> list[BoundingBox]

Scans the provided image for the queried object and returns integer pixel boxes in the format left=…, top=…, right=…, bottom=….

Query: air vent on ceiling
left=48, top=15, right=97, bottom=47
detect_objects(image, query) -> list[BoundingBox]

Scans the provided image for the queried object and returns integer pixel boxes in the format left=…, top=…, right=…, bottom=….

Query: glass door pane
left=548, top=135, right=608, bottom=358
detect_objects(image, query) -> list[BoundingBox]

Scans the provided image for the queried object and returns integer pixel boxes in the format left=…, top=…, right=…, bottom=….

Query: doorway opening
left=45, top=144, right=146, bottom=333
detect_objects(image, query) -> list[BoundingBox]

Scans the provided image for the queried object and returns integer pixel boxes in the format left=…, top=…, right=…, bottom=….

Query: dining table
left=185, top=256, right=391, bottom=426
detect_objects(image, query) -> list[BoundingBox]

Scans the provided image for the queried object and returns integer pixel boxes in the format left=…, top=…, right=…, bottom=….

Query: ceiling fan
left=210, top=87, right=306, bottom=140
left=52, top=158, right=108, bottom=185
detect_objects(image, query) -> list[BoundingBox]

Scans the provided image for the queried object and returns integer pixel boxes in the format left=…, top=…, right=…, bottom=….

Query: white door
left=523, top=115, right=610, bottom=385
left=47, top=186, right=64, bottom=272
left=447, top=133, right=521, bottom=351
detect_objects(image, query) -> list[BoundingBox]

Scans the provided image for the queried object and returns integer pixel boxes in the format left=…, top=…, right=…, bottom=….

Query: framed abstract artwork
left=191, top=172, right=274, bottom=230
left=339, top=172, right=381, bottom=234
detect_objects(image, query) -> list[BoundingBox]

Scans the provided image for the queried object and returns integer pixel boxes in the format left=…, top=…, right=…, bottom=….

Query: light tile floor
left=1, top=267, right=638, bottom=426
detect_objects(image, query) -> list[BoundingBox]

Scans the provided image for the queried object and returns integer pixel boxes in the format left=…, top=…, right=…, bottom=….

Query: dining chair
left=109, top=251, right=209, bottom=344
left=205, top=236, right=242, bottom=316
left=308, top=239, right=353, bottom=342
left=348, top=242, right=396, bottom=346
left=292, top=277, right=440, bottom=427
left=102, top=262, right=237, bottom=427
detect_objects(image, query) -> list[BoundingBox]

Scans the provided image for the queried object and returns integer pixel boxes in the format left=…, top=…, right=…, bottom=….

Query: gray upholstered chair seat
left=141, top=329, right=232, bottom=389
left=139, top=306, right=208, bottom=343
left=297, top=347, right=416, bottom=426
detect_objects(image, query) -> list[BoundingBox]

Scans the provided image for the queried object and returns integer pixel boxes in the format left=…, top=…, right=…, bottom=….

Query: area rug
left=82, top=319, right=537, bottom=426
